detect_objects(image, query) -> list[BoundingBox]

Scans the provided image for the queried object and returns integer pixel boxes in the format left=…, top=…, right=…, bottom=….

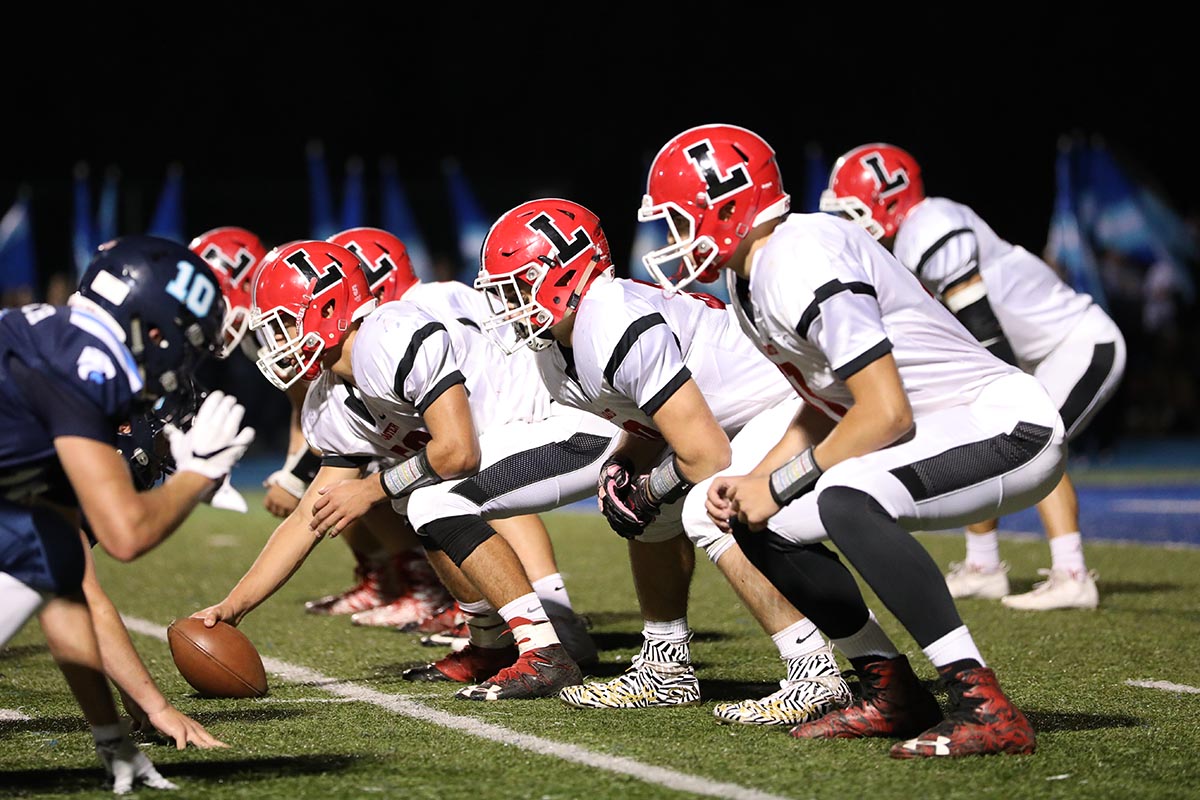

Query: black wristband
left=291, top=447, right=323, bottom=484
left=768, top=446, right=823, bottom=507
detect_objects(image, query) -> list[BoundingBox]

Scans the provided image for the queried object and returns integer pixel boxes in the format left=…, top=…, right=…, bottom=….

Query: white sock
left=830, top=611, right=900, bottom=661
left=498, top=593, right=558, bottom=654
left=1049, top=532, right=1086, bottom=576
left=965, top=530, right=1002, bottom=570
left=532, top=573, right=575, bottom=615
left=772, top=618, right=826, bottom=660
left=643, top=617, right=690, bottom=643
left=923, top=625, right=985, bottom=668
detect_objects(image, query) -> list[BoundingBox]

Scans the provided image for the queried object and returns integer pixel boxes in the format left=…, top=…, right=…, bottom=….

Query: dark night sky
left=4, top=5, right=1193, bottom=287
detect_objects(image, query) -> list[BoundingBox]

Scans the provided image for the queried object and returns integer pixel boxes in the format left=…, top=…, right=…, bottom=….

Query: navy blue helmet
left=73, top=235, right=224, bottom=406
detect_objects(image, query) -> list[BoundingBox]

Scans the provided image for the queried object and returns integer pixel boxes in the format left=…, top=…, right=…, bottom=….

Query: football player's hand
left=706, top=478, right=737, bottom=533
left=598, top=457, right=660, bottom=539
left=310, top=477, right=385, bottom=536
left=145, top=705, right=228, bottom=750
left=723, top=475, right=779, bottom=532
left=263, top=483, right=301, bottom=518
left=192, top=601, right=240, bottom=629
left=164, top=390, right=256, bottom=482
left=94, top=731, right=178, bottom=794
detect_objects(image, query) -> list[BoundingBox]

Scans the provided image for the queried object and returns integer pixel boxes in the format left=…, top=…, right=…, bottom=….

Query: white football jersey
left=302, top=299, right=552, bottom=466
left=399, top=280, right=493, bottom=335
left=728, top=213, right=1017, bottom=420
left=533, top=274, right=795, bottom=440
left=893, top=197, right=1095, bottom=366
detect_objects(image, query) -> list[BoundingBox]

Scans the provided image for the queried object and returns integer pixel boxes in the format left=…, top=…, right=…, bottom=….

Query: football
left=167, top=617, right=268, bottom=698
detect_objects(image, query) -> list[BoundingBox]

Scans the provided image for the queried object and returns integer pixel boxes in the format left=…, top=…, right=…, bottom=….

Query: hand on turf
left=164, top=390, right=256, bottom=482
left=310, top=477, right=385, bottom=537
left=95, top=732, right=178, bottom=794
left=145, top=705, right=228, bottom=750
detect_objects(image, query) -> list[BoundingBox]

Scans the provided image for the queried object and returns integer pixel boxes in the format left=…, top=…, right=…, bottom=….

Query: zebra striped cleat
left=712, top=646, right=852, bottom=726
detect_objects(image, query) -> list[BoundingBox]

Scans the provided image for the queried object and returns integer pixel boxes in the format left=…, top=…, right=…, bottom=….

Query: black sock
left=818, top=486, right=964, bottom=649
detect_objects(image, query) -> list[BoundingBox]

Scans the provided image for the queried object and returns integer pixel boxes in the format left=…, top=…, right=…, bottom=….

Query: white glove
left=207, top=475, right=249, bottom=512
left=95, top=732, right=178, bottom=794
left=164, top=390, right=256, bottom=482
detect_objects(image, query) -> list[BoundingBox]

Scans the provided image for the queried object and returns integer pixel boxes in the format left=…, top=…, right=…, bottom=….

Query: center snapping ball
left=167, top=617, right=268, bottom=698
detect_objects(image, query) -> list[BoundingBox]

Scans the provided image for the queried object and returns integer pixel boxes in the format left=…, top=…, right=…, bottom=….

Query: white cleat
left=1001, top=568, right=1099, bottom=610
left=944, top=561, right=1010, bottom=599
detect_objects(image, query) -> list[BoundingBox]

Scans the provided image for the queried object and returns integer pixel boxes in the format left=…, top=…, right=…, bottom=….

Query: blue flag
left=96, top=166, right=120, bottom=245
left=442, top=159, right=490, bottom=285
left=1044, top=136, right=1108, bottom=311
left=307, top=139, right=337, bottom=240
left=801, top=141, right=829, bottom=213
left=340, top=156, right=366, bottom=231
left=380, top=156, right=435, bottom=282
left=1081, top=137, right=1195, bottom=302
left=147, top=162, right=185, bottom=243
left=72, top=162, right=96, bottom=280
left=0, top=185, right=37, bottom=298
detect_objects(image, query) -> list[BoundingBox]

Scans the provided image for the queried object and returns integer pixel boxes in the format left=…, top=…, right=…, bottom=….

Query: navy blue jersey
left=0, top=303, right=141, bottom=505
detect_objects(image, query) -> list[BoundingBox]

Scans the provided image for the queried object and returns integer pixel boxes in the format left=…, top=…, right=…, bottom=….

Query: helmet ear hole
left=717, top=199, right=737, bottom=222
left=320, top=299, right=336, bottom=319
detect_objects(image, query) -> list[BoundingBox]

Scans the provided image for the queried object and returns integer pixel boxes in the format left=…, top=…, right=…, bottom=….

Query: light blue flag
left=96, top=166, right=120, bottom=245
left=1082, top=137, right=1195, bottom=302
left=0, top=185, right=37, bottom=297
left=72, top=162, right=96, bottom=280
left=801, top=141, right=829, bottom=213
left=147, top=162, right=185, bottom=243
left=379, top=156, right=435, bottom=282
left=442, top=158, right=490, bottom=285
left=307, top=139, right=338, bottom=240
left=1044, top=136, right=1109, bottom=312
left=340, top=156, right=366, bottom=231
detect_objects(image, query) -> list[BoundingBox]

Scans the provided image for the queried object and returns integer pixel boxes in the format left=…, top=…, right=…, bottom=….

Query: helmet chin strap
left=564, top=255, right=601, bottom=317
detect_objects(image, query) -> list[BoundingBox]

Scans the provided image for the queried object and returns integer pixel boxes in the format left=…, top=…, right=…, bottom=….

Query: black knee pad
left=417, top=515, right=496, bottom=567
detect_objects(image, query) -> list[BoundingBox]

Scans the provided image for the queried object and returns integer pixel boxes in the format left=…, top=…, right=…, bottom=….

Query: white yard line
left=123, top=615, right=792, bottom=800
left=1113, top=500, right=1200, bottom=514
left=1125, top=679, right=1200, bottom=694
left=0, top=709, right=32, bottom=721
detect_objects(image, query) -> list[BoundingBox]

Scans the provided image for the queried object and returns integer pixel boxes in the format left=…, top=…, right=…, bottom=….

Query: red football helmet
left=476, top=198, right=613, bottom=354
left=819, top=143, right=924, bottom=242
left=639, top=124, right=790, bottom=294
left=327, top=227, right=419, bottom=305
left=187, top=226, right=268, bottom=358
left=249, top=240, right=376, bottom=389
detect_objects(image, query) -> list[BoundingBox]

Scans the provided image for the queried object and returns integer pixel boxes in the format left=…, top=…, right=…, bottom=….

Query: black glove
left=598, top=456, right=662, bottom=539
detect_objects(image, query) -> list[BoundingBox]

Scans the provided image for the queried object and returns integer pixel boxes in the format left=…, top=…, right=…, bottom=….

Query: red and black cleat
left=402, top=643, right=518, bottom=683
left=890, top=660, right=1035, bottom=758
left=455, top=643, right=583, bottom=701
left=789, top=655, right=944, bottom=740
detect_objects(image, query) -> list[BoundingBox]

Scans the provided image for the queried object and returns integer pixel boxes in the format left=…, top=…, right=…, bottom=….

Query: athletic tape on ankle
left=769, top=446, right=822, bottom=507
left=379, top=449, right=441, bottom=500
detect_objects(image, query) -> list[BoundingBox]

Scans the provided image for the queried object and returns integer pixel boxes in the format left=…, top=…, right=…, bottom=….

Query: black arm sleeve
left=953, top=297, right=1019, bottom=367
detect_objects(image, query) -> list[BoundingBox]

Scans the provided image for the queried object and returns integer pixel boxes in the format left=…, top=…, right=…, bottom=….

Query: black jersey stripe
left=797, top=280, right=878, bottom=340
left=393, top=321, right=448, bottom=402
left=603, top=313, right=674, bottom=387
left=640, top=366, right=692, bottom=417
left=914, top=227, right=973, bottom=279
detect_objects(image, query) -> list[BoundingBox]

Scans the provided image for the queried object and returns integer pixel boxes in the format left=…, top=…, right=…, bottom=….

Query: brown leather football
left=167, top=617, right=268, bottom=698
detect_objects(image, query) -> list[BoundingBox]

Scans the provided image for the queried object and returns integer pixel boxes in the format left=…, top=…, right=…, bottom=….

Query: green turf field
left=2, top=494, right=1199, bottom=799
